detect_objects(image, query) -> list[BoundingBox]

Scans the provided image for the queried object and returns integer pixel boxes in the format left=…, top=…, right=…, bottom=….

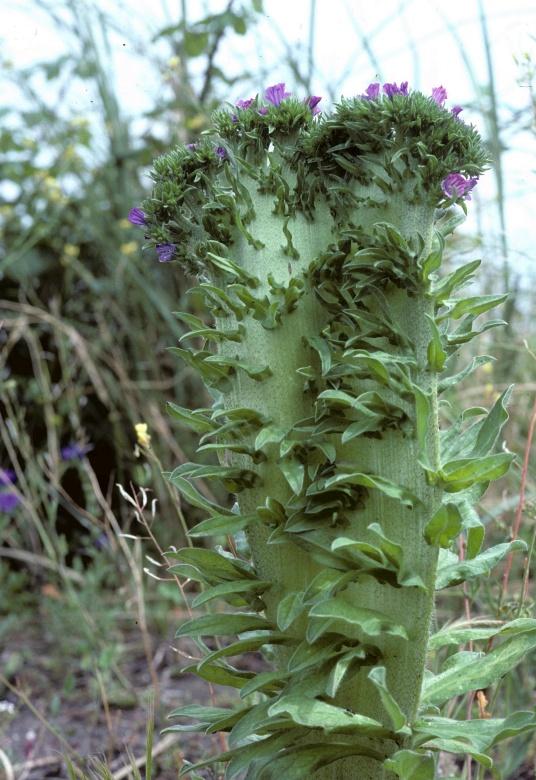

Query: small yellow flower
left=44, top=176, right=60, bottom=189
left=121, top=241, right=138, bottom=256
left=64, top=244, right=80, bottom=257
left=118, top=218, right=131, bottom=229
left=135, top=423, right=151, bottom=448
left=481, top=362, right=493, bottom=374
left=168, top=55, right=181, bottom=68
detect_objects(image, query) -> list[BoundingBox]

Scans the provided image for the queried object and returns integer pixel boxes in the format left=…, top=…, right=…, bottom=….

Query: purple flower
left=128, top=208, right=146, bottom=226
left=306, top=95, right=322, bottom=115
left=0, top=468, right=16, bottom=486
left=451, top=105, right=463, bottom=119
left=441, top=172, right=478, bottom=200
left=156, top=243, right=176, bottom=262
left=236, top=98, right=255, bottom=110
left=215, top=146, right=227, bottom=160
left=383, top=81, right=409, bottom=98
left=362, top=82, right=381, bottom=100
left=186, top=143, right=198, bottom=151
left=258, top=106, right=268, bottom=116
left=264, top=82, right=291, bottom=107
left=61, top=442, right=93, bottom=461
left=431, top=85, right=448, bottom=106
left=0, top=492, right=21, bottom=513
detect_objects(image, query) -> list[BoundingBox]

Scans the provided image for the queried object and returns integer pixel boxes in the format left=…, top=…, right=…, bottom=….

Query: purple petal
left=215, top=146, right=227, bottom=160
left=364, top=82, right=380, bottom=100
left=264, top=82, right=291, bottom=107
left=441, top=172, right=478, bottom=200
left=383, top=82, right=409, bottom=98
left=0, top=468, right=16, bottom=486
left=236, top=98, right=255, bottom=110
left=0, top=492, right=21, bottom=513
left=186, top=143, right=198, bottom=151
left=451, top=105, right=463, bottom=119
left=258, top=106, right=268, bottom=116
left=431, top=85, right=448, bottom=106
left=156, top=243, right=176, bottom=263
left=306, top=95, right=322, bottom=115
left=128, top=207, right=146, bottom=226
left=61, top=442, right=93, bottom=461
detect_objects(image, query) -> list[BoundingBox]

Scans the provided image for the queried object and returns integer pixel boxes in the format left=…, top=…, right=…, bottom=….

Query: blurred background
left=0, top=1, right=535, bottom=778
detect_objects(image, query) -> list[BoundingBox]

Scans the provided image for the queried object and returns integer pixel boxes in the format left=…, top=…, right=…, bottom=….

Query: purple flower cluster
left=441, top=172, right=478, bottom=200
left=264, top=82, right=291, bottom=106
left=156, top=243, right=176, bottom=262
left=360, top=81, right=464, bottom=120
left=0, top=468, right=20, bottom=513
left=233, top=83, right=321, bottom=119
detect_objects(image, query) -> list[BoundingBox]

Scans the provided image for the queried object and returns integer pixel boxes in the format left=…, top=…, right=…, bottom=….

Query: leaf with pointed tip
left=167, top=547, right=255, bottom=582
left=191, top=578, right=271, bottom=608
left=197, top=633, right=290, bottom=671
left=254, top=742, right=385, bottom=779
left=325, top=647, right=369, bottom=697
left=308, top=471, right=421, bottom=508
left=308, top=596, right=408, bottom=641
left=276, top=590, right=305, bottom=631
left=415, top=711, right=536, bottom=755
left=422, top=629, right=536, bottom=706
left=439, top=355, right=494, bottom=394
left=268, top=695, right=390, bottom=736
left=182, top=659, right=254, bottom=689
left=428, top=618, right=536, bottom=650
left=189, top=512, right=257, bottom=537
left=435, top=540, right=527, bottom=589
left=432, top=259, right=481, bottom=302
left=439, top=294, right=508, bottom=322
left=167, top=474, right=232, bottom=516
left=280, top=456, right=305, bottom=495
left=167, top=402, right=215, bottom=433
left=368, top=666, right=408, bottom=732
left=239, top=670, right=289, bottom=699
left=176, top=612, right=273, bottom=639
left=440, top=452, right=514, bottom=492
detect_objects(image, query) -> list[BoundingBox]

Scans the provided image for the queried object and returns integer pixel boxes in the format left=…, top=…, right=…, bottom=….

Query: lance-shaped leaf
left=437, top=293, right=508, bottom=322
left=435, top=540, right=527, bottom=589
left=431, top=259, right=481, bottom=303
left=438, top=355, right=494, bottom=394
left=428, top=617, right=536, bottom=651
left=276, top=590, right=306, bottom=631
left=167, top=402, right=215, bottom=433
left=440, top=452, right=514, bottom=492
left=167, top=473, right=233, bottom=516
left=415, top=711, right=536, bottom=754
left=426, top=314, right=447, bottom=372
left=308, top=596, right=408, bottom=642
left=268, top=695, right=391, bottom=736
left=325, top=647, right=370, bottom=697
left=197, top=632, right=290, bottom=670
left=249, top=741, right=385, bottom=779
left=308, top=471, right=421, bottom=508
left=422, top=628, right=536, bottom=706
left=167, top=547, right=256, bottom=582
left=182, top=659, right=254, bottom=689
left=368, top=666, right=408, bottom=733
left=176, top=612, right=273, bottom=639
left=191, top=578, right=271, bottom=608
left=188, top=512, right=257, bottom=537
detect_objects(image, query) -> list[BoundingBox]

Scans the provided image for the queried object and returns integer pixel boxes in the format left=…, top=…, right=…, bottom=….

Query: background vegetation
left=0, top=1, right=535, bottom=778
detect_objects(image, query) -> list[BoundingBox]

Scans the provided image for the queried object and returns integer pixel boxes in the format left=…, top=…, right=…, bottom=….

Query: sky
left=2, top=0, right=535, bottom=283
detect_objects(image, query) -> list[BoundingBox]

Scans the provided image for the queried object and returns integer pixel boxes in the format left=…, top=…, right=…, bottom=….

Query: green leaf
left=308, top=596, right=408, bottom=642
left=471, top=386, right=513, bottom=457
left=435, top=540, right=526, bottom=589
left=167, top=473, right=232, bottom=516
left=255, top=425, right=287, bottom=451
left=167, top=402, right=214, bottom=433
left=176, top=612, right=273, bottom=638
left=417, top=737, right=492, bottom=767
left=438, top=355, right=494, bottom=394
left=198, top=633, right=289, bottom=670
left=167, top=547, right=255, bottom=582
left=415, top=711, right=536, bottom=754
left=189, top=512, right=256, bottom=537
left=191, top=578, right=271, bottom=607
left=424, top=503, right=462, bottom=548
left=309, top=471, right=421, bottom=508
left=368, top=667, right=408, bottom=732
left=429, top=618, right=536, bottom=650
left=439, top=293, right=508, bottom=322
left=440, top=452, right=514, bottom=492
left=279, top=456, right=305, bottom=495
left=422, top=629, right=536, bottom=706
left=325, top=647, right=368, bottom=697
left=384, top=749, right=435, bottom=780
left=277, top=591, right=305, bottom=631
left=226, top=732, right=301, bottom=779
left=254, top=742, right=384, bottom=778
left=426, top=314, right=447, bottom=371
left=432, top=259, right=481, bottom=303
left=239, top=670, right=289, bottom=698
left=268, top=695, right=390, bottom=736
left=308, top=336, right=332, bottom=375
left=183, top=659, right=254, bottom=689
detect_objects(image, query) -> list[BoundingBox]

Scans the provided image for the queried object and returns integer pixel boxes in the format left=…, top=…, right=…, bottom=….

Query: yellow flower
left=135, top=423, right=151, bottom=448
left=118, top=218, right=131, bottom=229
left=121, top=241, right=138, bottom=256
left=481, top=362, right=493, bottom=374
left=168, top=55, right=181, bottom=68
left=44, top=176, right=60, bottom=189
left=64, top=244, right=80, bottom=257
